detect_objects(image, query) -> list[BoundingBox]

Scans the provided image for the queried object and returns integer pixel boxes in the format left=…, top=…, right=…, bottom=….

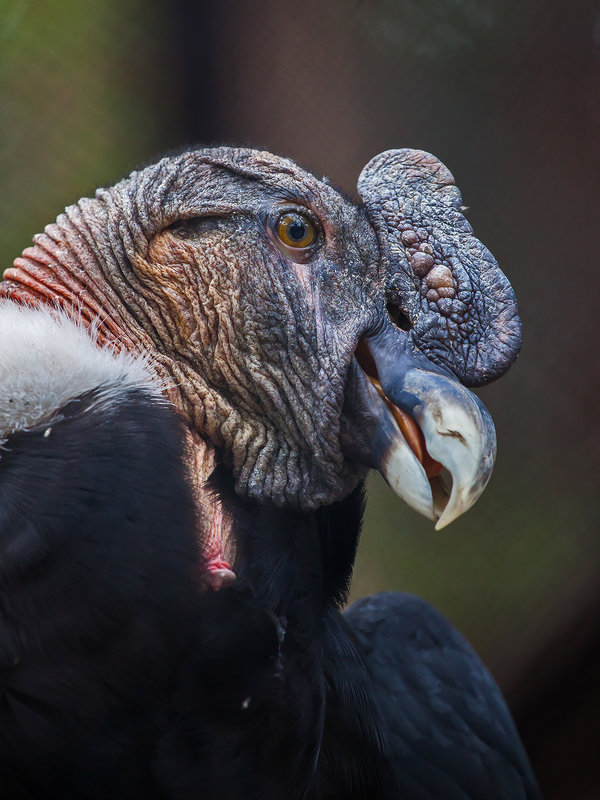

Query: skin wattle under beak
left=357, top=324, right=496, bottom=530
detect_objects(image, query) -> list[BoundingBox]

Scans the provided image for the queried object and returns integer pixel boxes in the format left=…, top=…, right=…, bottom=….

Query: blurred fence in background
left=1, top=1, right=599, bottom=796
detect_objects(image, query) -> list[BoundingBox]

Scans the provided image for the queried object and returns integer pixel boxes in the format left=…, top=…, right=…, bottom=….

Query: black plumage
left=346, top=593, right=541, bottom=799
left=0, top=382, right=200, bottom=798
left=158, top=468, right=541, bottom=799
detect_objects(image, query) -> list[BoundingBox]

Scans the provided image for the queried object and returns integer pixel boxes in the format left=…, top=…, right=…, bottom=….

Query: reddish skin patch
left=201, top=499, right=236, bottom=590
left=2, top=265, right=125, bottom=348
left=202, top=561, right=237, bottom=591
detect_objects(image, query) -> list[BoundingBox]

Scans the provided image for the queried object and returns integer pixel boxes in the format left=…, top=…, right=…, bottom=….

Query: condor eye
left=275, top=212, right=317, bottom=249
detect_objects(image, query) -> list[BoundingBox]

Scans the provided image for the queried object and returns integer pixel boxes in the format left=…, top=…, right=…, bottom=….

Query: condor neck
left=212, top=468, right=364, bottom=620
left=1, top=226, right=147, bottom=353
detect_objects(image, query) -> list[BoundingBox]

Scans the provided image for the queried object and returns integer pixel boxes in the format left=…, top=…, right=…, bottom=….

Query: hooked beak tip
left=356, top=337, right=497, bottom=528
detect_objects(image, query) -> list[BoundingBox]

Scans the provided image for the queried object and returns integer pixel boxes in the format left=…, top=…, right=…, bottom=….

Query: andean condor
left=0, top=147, right=540, bottom=798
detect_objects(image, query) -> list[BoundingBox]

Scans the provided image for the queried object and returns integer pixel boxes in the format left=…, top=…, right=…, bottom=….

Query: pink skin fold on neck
left=202, top=502, right=236, bottom=591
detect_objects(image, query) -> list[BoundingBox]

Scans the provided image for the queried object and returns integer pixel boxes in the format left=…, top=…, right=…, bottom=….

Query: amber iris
left=276, top=212, right=316, bottom=248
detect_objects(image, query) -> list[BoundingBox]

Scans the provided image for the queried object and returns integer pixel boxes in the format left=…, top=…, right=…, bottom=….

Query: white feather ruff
left=0, top=302, right=163, bottom=437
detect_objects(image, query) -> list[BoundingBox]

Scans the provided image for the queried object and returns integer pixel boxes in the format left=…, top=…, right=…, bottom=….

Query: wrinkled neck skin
left=0, top=224, right=234, bottom=582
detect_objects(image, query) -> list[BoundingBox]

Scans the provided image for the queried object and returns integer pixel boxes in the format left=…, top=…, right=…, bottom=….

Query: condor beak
left=358, top=326, right=496, bottom=529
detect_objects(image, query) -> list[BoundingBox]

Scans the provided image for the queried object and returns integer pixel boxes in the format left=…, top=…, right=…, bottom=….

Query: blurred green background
left=1, top=1, right=598, bottom=795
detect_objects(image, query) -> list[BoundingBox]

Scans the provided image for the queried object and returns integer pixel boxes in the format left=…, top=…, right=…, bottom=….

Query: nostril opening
left=386, top=302, right=411, bottom=332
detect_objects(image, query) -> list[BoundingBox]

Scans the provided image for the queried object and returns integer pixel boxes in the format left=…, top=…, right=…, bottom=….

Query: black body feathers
left=0, top=308, right=539, bottom=798
left=345, top=593, right=542, bottom=799
left=0, top=385, right=200, bottom=798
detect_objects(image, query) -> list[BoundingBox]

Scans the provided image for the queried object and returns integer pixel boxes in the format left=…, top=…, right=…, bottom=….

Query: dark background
left=1, top=1, right=599, bottom=796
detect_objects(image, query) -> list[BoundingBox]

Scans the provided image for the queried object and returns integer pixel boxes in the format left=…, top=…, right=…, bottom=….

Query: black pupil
left=289, top=218, right=307, bottom=240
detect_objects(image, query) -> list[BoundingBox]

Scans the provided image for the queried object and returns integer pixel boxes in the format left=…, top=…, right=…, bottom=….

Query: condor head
left=1, top=147, right=520, bottom=529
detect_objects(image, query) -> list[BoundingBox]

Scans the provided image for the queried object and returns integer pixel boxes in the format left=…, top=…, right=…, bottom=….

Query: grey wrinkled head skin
left=358, top=149, right=521, bottom=386
left=1, top=146, right=521, bottom=521
left=3, top=148, right=384, bottom=510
